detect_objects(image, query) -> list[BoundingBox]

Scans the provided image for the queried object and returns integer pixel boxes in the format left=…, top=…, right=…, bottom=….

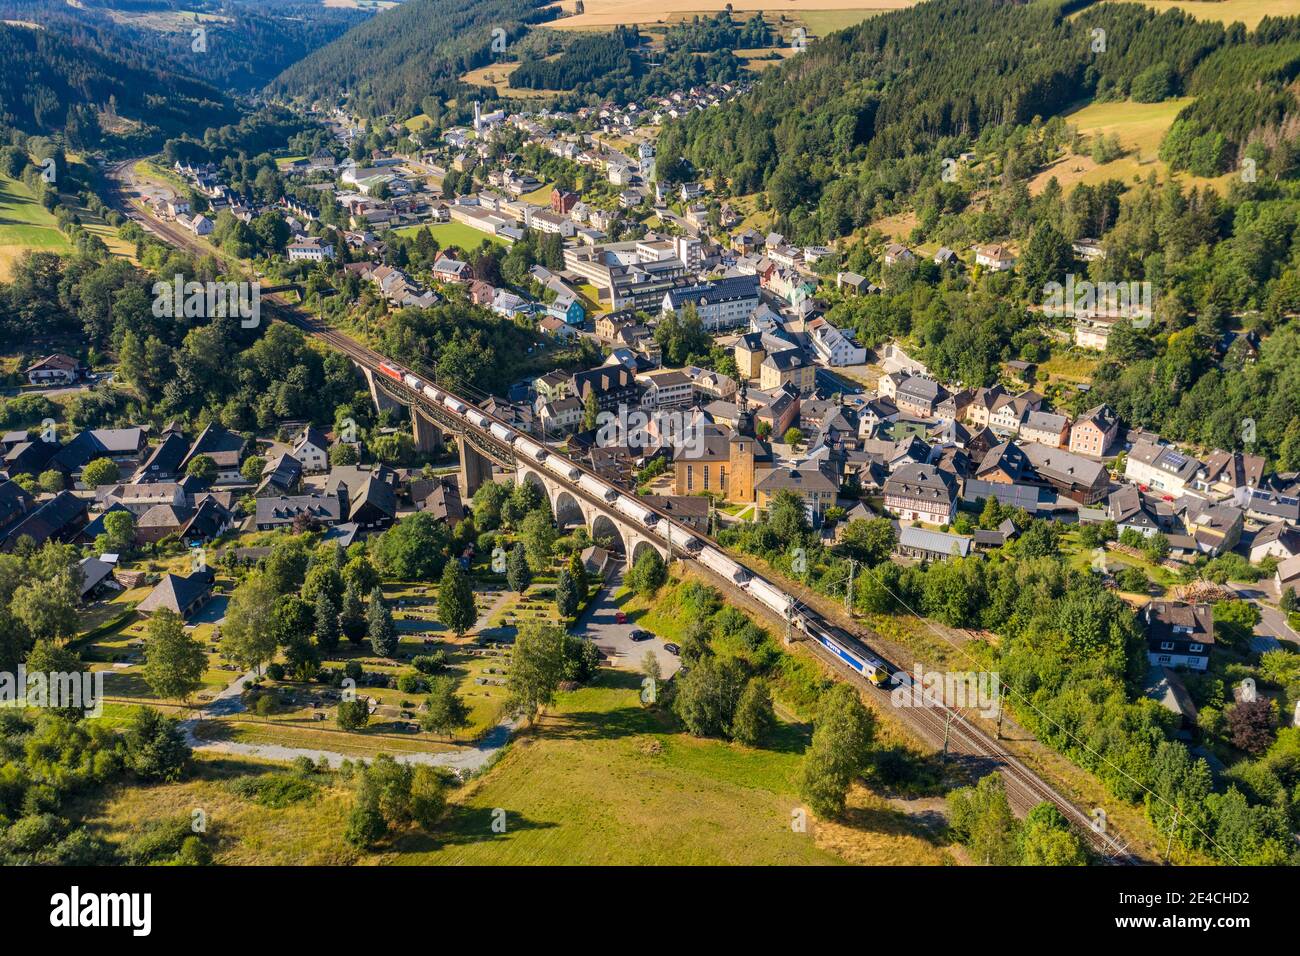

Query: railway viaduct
left=362, top=365, right=668, bottom=564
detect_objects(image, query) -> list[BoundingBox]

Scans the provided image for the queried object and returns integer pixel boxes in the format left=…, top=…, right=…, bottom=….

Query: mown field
left=0, top=173, right=70, bottom=280
left=1129, top=0, right=1300, bottom=30
left=548, top=0, right=912, bottom=30
left=393, top=220, right=511, bottom=250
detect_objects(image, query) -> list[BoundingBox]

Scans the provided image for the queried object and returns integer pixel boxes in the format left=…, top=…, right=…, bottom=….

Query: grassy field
left=1128, top=0, right=1300, bottom=30
left=387, top=670, right=953, bottom=864
left=0, top=173, right=71, bottom=280
left=72, top=753, right=365, bottom=866
left=393, top=220, right=510, bottom=250
left=459, top=63, right=559, bottom=98
left=1029, top=97, right=1236, bottom=197
left=549, top=1, right=914, bottom=29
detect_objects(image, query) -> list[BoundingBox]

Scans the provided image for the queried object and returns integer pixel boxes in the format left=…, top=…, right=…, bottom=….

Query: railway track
left=103, top=160, right=1141, bottom=864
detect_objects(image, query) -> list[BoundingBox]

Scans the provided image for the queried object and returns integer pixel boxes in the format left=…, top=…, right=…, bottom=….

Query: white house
left=287, top=237, right=335, bottom=262
left=806, top=318, right=867, bottom=367
left=974, top=243, right=1016, bottom=271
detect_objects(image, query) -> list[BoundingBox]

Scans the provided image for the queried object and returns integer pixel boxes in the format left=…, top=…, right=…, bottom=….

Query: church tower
left=728, top=380, right=756, bottom=503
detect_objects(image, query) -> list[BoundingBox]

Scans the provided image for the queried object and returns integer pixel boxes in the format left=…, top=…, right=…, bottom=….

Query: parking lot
left=578, top=570, right=682, bottom=679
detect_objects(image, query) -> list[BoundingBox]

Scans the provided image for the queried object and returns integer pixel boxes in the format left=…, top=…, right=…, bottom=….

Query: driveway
left=577, top=570, right=682, bottom=679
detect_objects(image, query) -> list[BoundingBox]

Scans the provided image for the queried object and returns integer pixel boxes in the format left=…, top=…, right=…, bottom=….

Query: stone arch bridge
left=364, top=366, right=666, bottom=562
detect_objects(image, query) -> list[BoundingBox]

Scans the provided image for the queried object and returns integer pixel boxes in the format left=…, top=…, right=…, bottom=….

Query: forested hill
left=269, top=0, right=557, bottom=119
left=656, top=0, right=1300, bottom=241
left=0, top=20, right=235, bottom=150
left=0, top=1, right=367, bottom=94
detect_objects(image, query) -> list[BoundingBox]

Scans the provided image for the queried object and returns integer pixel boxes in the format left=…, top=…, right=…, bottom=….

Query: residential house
left=1107, top=485, right=1164, bottom=537
left=0, top=491, right=87, bottom=551
left=883, top=464, right=956, bottom=525
left=345, top=475, right=397, bottom=530
left=432, top=256, right=471, bottom=284
left=1021, top=442, right=1110, bottom=505
left=637, top=369, right=695, bottom=409
left=1250, top=521, right=1300, bottom=564
left=134, top=426, right=190, bottom=483
left=1144, top=601, right=1213, bottom=672
left=292, top=426, right=331, bottom=474
left=1068, top=404, right=1119, bottom=457
left=1020, top=410, right=1070, bottom=449
left=1180, top=498, right=1244, bottom=556
left=974, top=243, right=1016, bottom=271
left=287, top=237, right=334, bottom=262
left=1194, top=451, right=1266, bottom=500
left=755, top=465, right=838, bottom=525
left=882, top=243, right=915, bottom=267
left=807, top=318, right=867, bottom=367
left=1125, top=440, right=1203, bottom=497
left=893, top=376, right=946, bottom=418
left=661, top=276, right=761, bottom=332
left=760, top=348, right=816, bottom=397
left=25, top=354, right=85, bottom=386
left=571, top=365, right=639, bottom=413
left=1277, top=555, right=1300, bottom=596
left=1242, top=488, right=1300, bottom=526
left=410, top=477, right=465, bottom=524
left=256, top=454, right=304, bottom=498
left=180, top=424, right=247, bottom=483
left=255, top=492, right=345, bottom=531
left=137, top=570, right=215, bottom=620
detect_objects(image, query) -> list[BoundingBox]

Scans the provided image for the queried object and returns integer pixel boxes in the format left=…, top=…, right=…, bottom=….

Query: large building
left=661, top=276, right=761, bottom=331
left=760, top=348, right=816, bottom=396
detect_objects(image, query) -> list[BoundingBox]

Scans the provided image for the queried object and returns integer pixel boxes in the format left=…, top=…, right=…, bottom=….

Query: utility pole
left=942, top=709, right=954, bottom=760
left=844, top=558, right=855, bottom=612
left=996, top=684, right=1006, bottom=739
left=1163, top=807, right=1180, bottom=865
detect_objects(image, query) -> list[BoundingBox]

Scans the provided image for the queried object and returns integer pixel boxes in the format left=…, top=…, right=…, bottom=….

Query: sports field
left=393, top=220, right=511, bottom=250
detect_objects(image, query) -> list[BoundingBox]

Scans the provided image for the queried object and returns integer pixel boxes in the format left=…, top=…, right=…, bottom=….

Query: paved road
left=1228, top=583, right=1298, bottom=649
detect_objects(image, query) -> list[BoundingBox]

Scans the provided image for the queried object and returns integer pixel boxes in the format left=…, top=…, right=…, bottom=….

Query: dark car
left=663, top=643, right=680, bottom=656
left=630, top=629, right=653, bottom=642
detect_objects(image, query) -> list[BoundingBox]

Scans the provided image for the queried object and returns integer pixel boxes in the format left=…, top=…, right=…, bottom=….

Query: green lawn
left=393, top=220, right=510, bottom=251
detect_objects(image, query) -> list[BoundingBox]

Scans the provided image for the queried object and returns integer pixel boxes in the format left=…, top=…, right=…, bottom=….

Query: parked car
left=663, top=643, right=680, bottom=656
left=630, top=629, right=652, bottom=642
left=615, top=611, right=627, bottom=624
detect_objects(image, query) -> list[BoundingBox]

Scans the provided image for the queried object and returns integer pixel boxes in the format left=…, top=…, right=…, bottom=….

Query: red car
left=615, top=611, right=627, bottom=624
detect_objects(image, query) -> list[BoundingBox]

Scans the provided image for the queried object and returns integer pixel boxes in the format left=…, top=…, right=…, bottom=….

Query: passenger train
left=376, top=359, right=896, bottom=688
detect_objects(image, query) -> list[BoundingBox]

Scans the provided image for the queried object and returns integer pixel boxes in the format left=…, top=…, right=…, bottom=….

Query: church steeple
left=734, top=378, right=753, bottom=438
